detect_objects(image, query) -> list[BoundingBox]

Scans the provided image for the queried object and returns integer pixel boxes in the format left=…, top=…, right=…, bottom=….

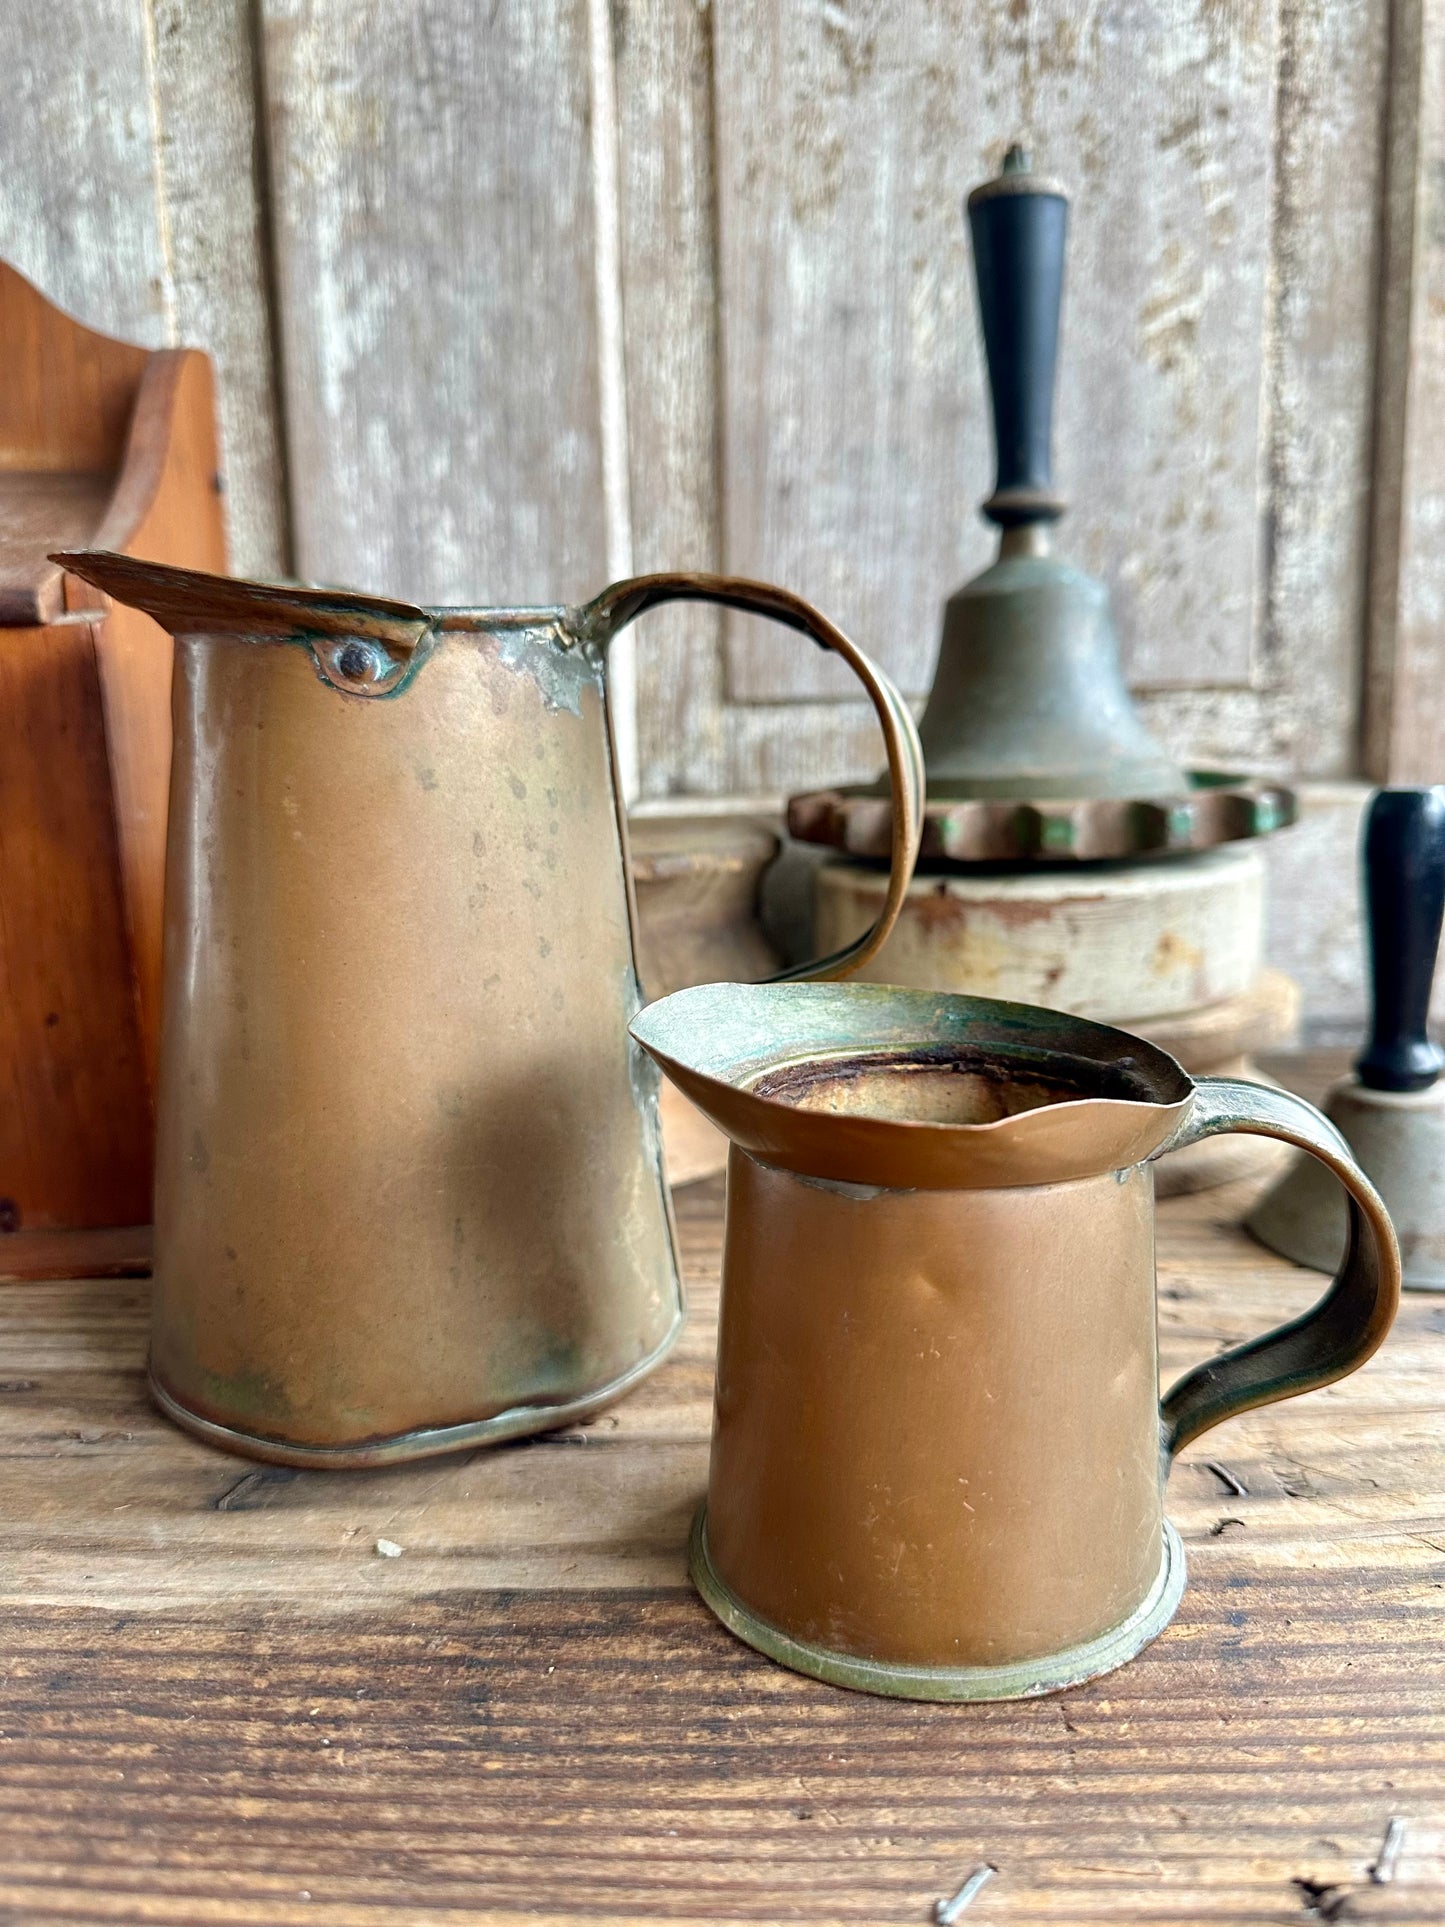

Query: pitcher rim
left=629, top=981, right=1196, bottom=1190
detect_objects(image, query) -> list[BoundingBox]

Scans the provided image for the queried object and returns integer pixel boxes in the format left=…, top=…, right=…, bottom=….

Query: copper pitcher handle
left=578, top=574, right=924, bottom=982
left=1155, top=1078, right=1400, bottom=1456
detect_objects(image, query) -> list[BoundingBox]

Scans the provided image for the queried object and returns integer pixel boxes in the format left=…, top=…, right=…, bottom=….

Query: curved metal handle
left=578, top=573, right=924, bottom=981
left=1154, top=1077, right=1400, bottom=1457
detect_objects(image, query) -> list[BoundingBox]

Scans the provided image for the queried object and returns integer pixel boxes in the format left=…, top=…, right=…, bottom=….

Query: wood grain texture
left=148, top=0, right=292, bottom=578
left=0, top=0, right=285, bottom=584
left=0, top=1164, right=1443, bottom=1921
left=1364, top=0, right=1445, bottom=784
left=0, top=262, right=150, bottom=481
left=0, top=261, right=151, bottom=622
left=624, top=0, right=1392, bottom=798
left=260, top=0, right=609, bottom=607
left=0, top=1580, right=1439, bottom=1926
left=0, top=0, right=171, bottom=349
left=0, top=474, right=112, bottom=626
left=85, top=349, right=229, bottom=1077
left=1257, top=0, right=1389, bottom=779
left=0, top=1223, right=150, bottom=1284
left=0, top=618, right=152, bottom=1232
left=0, top=263, right=226, bottom=1236
left=714, top=0, right=1280, bottom=703
left=616, top=0, right=729, bottom=795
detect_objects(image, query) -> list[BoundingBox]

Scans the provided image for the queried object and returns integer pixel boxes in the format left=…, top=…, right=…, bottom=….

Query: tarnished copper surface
left=714, top=1148, right=1165, bottom=1668
left=632, top=984, right=1193, bottom=1190
left=631, top=984, right=1400, bottom=1697
left=55, top=553, right=923, bottom=1467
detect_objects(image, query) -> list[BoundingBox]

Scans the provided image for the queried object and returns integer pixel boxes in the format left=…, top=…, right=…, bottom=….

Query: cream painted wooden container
left=814, top=846, right=1263, bottom=1022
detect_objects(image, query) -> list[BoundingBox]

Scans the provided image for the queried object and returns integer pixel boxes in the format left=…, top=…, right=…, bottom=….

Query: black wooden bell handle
left=967, top=145, right=1069, bottom=530
left=1355, top=787, right=1445, bottom=1092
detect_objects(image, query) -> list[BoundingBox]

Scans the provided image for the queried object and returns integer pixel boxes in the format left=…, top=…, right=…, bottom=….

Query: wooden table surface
left=1, top=1136, right=1443, bottom=1922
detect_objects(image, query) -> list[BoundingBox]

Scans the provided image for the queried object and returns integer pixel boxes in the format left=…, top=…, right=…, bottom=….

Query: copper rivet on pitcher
left=337, top=641, right=373, bottom=682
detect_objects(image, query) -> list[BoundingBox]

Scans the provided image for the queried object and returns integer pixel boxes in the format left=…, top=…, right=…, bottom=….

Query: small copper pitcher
left=54, top=553, right=923, bottom=1468
left=631, top=984, right=1400, bottom=1700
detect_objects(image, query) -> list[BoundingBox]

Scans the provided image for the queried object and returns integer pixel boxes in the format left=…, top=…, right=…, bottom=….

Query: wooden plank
left=0, top=474, right=111, bottom=625
left=0, top=1224, right=150, bottom=1284
left=1364, top=0, right=1445, bottom=783
left=259, top=0, right=609, bottom=607
left=1256, top=0, right=1390, bottom=780
left=89, top=348, right=229, bottom=1078
left=0, top=1580, right=1438, bottom=1925
left=0, top=1167, right=1443, bottom=1921
left=0, top=0, right=171, bottom=350
left=0, top=619, right=152, bottom=1231
left=148, top=0, right=292, bottom=578
left=714, top=1, right=1280, bottom=704
left=616, top=0, right=728, bottom=796
left=0, top=259, right=226, bottom=1240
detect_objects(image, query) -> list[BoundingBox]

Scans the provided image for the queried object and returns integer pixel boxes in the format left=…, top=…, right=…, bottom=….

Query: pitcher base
left=147, top=1310, right=683, bottom=1469
left=688, top=1505, right=1186, bottom=1701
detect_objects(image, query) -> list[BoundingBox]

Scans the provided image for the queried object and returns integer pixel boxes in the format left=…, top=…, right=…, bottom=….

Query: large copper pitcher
left=57, top=553, right=923, bottom=1467
left=631, top=983, right=1400, bottom=1700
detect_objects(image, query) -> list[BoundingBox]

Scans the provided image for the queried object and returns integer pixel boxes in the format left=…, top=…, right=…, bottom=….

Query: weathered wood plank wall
left=0, top=0, right=1440, bottom=1007
left=714, top=5, right=1275, bottom=701
left=261, top=0, right=612, bottom=610
left=1365, top=0, right=1445, bottom=784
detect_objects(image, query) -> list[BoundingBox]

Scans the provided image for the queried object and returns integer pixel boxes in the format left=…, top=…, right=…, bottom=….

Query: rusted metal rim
left=787, top=774, right=1296, bottom=865
left=147, top=1304, right=684, bottom=1469
left=689, top=1506, right=1185, bottom=1701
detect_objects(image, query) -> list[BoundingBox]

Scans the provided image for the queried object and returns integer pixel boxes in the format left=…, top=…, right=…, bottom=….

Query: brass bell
left=787, top=144, right=1291, bottom=865
left=918, top=144, right=1186, bottom=803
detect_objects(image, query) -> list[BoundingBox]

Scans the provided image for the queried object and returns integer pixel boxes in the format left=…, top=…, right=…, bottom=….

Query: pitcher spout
left=629, top=982, right=1193, bottom=1190
left=54, top=550, right=440, bottom=698
left=55, top=549, right=432, bottom=643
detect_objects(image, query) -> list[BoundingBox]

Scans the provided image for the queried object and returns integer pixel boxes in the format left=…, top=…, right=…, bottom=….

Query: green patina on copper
left=689, top=1506, right=1188, bottom=1704
left=148, top=1320, right=683, bottom=1471
left=633, top=982, right=1401, bottom=1456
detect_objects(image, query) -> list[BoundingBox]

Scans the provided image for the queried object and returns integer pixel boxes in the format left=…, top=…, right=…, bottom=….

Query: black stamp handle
left=1356, top=787, right=1445, bottom=1092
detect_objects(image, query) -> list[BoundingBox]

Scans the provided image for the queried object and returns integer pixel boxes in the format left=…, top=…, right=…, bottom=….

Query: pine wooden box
left=0, top=263, right=226, bottom=1276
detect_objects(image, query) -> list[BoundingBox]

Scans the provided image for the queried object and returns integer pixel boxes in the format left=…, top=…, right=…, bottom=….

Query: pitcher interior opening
left=746, top=1044, right=1161, bottom=1127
